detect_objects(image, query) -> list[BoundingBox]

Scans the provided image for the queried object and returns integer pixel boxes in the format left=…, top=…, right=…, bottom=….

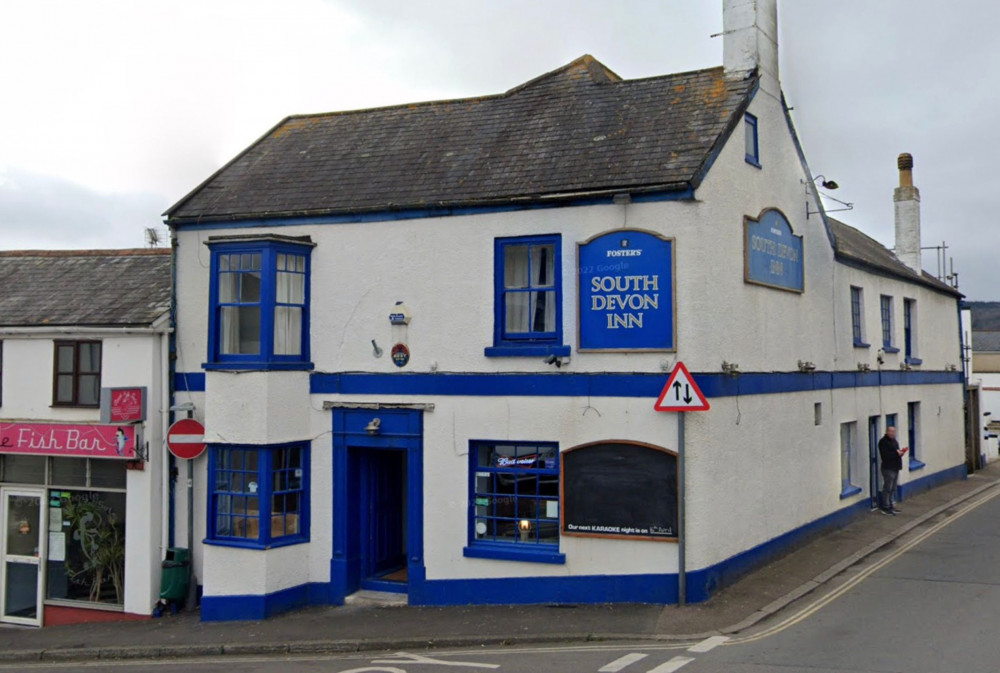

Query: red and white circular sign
left=166, top=418, right=206, bottom=459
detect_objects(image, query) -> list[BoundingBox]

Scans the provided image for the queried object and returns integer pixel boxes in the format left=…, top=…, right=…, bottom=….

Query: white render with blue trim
left=169, top=1, right=966, bottom=617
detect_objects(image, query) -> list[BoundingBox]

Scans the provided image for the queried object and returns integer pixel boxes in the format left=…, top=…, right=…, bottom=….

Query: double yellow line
left=730, top=484, right=1000, bottom=645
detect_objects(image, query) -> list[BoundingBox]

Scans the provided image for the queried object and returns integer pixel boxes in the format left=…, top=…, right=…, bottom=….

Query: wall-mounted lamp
left=811, top=174, right=839, bottom=190
left=797, top=360, right=816, bottom=373
left=803, top=175, right=854, bottom=219
left=518, top=519, right=531, bottom=542
left=876, top=349, right=885, bottom=366
left=857, top=362, right=872, bottom=372
left=365, top=418, right=381, bottom=435
left=721, top=361, right=740, bottom=376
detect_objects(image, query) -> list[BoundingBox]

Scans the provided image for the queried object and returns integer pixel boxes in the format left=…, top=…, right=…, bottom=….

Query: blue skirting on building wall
left=199, top=465, right=968, bottom=621
left=898, top=463, right=967, bottom=502
left=176, top=369, right=961, bottom=397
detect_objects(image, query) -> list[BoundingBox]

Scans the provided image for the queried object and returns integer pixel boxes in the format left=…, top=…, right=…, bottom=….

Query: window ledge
left=905, top=357, right=923, bottom=366
left=463, top=544, right=565, bottom=565
left=204, top=536, right=309, bottom=550
left=203, top=361, right=315, bottom=372
left=908, top=459, right=926, bottom=472
left=745, top=157, right=762, bottom=169
left=853, top=341, right=871, bottom=349
left=882, top=346, right=900, bottom=354
left=484, top=344, right=571, bottom=358
left=839, top=485, right=862, bottom=499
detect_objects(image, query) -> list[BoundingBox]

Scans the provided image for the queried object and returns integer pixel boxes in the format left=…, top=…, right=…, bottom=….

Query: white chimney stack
left=894, top=153, right=922, bottom=273
left=723, top=0, right=780, bottom=97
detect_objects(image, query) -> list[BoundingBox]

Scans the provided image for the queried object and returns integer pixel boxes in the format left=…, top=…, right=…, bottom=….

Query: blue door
left=363, top=449, right=406, bottom=582
left=331, top=408, right=424, bottom=603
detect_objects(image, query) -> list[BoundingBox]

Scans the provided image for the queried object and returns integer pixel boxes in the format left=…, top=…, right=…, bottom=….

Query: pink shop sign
left=0, top=422, right=137, bottom=459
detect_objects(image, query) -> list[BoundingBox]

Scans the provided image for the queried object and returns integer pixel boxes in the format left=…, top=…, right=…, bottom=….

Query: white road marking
left=647, top=656, right=695, bottom=673
left=687, top=635, right=729, bottom=653
left=599, top=652, right=649, bottom=671
left=372, top=651, right=500, bottom=668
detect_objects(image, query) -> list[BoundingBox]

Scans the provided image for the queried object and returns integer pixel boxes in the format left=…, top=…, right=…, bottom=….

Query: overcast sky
left=0, top=1, right=995, bottom=298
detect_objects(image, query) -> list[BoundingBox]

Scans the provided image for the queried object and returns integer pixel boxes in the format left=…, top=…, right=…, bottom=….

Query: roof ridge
left=0, top=248, right=170, bottom=257
left=504, top=54, right=621, bottom=95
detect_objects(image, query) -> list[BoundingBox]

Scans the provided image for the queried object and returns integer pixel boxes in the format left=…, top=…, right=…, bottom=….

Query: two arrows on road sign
left=655, top=361, right=710, bottom=412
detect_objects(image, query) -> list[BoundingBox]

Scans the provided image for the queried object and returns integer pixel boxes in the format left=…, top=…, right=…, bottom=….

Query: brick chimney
left=894, top=153, right=921, bottom=273
left=723, top=0, right=780, bottom=97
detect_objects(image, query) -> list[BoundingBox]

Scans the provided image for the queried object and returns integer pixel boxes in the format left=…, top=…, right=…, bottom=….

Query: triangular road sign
left=655, top=361, right=710, bottom=412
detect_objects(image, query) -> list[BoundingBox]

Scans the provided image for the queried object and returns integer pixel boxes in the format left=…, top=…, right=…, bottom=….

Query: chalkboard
left=561, top=442, right=677, bottom=540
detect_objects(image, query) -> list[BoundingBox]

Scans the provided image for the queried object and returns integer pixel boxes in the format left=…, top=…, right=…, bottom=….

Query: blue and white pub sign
left=744, top=209, right=804, bottom=292
left=578, top=230, right=675, bottom=351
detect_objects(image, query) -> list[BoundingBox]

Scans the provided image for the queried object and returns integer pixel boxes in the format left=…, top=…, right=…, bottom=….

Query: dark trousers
left=880, top=467, right=899, bottom=510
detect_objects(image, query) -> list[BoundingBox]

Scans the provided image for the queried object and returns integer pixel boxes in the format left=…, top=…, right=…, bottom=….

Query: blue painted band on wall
left=198, top=465, right=966, bottom=620
left=176, top=369, right=962, bottom=396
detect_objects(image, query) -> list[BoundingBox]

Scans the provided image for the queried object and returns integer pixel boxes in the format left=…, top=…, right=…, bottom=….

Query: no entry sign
left=166, top=418, right=206, bottom=459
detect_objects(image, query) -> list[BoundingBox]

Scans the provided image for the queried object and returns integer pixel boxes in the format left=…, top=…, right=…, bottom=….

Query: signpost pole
left=677, top=412, right=686, bottom=605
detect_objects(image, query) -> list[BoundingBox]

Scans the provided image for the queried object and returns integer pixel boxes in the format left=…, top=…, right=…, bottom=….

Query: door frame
left=1, top=486, right=47, bottom=627
left=868, top=416, right=881, bottom=510
left=330, top=407, right=424, bottom=604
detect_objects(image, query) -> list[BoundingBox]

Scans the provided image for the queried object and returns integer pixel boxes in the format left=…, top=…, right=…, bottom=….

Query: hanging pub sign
left=744, top=208, right=804, bottom=293
left=578, top=229, right=675, bottom=351
left=100, top=386, right=147, bottom=424
left=0, top=422, right=137, bottom=459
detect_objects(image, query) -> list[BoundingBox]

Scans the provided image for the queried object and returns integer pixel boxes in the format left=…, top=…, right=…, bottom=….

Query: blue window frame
left=485, top=235, right=569, bottom=358
left=207, top=443, right=309, bottom=548
left=206, top=237, right=314, bottom=370
left=464, top=440, right=564, bottom=564
left=907, top=401, right=924, bottom=471
left=879, top=295, right=898, bottom=352
left=850, top=286, right=868, bottom=347
left=903, top=298, right=921, bottom=365
left=840, top=421, right=861, bottom=498
left=745, top=113, right=760, bottom=167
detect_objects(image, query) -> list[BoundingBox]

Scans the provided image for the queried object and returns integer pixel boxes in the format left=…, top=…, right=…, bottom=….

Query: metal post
left=183, top=408, right=196, bottom=608
left=678, top=412, right=686, bottom=606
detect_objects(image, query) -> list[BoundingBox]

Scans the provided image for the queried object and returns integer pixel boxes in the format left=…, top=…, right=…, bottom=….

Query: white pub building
left=165, top=0, right=965, bottom=620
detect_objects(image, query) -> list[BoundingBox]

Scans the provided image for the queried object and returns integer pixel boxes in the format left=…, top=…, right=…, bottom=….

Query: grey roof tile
left=972, top=330, right=1000, bottom=353
left=166, top=56, right=756, bottom=222
left=0, top=249, right=171, bottom=327
left=829, top=218, right=961, bottom=298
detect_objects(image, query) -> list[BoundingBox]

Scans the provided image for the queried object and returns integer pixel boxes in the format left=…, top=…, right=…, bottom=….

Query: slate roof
left=972, top=331, right=1000, bottom=353
left=0, top=249, right=171, bottom=328
left=166, top=55, right=757, bottom=223
left=828, top=218, right=962, bottom=298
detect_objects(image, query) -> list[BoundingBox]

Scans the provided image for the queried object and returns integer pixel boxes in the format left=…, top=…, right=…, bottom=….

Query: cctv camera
left=543, top=355, right=558, bottom=365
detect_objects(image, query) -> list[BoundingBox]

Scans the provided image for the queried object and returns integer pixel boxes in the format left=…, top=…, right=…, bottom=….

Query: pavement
left=3, top=461, right=1000, bottom=664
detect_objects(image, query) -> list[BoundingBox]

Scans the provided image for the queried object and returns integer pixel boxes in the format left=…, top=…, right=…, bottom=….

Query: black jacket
left=878, top=435, right=902, bottom=471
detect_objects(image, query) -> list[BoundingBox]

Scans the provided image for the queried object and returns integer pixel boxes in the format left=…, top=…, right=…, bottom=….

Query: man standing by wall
left=879, top=427, right=908, bottom=515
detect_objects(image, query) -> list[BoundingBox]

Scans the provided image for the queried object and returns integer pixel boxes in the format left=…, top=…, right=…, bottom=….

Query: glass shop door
left=1, top=488, right=46, bottom=626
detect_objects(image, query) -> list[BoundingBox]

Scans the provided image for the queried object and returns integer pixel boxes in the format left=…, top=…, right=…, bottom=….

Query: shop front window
left=465, top=440, right=564, bottom=564
left=46, top=491, right=126, bottom=605
left=0, top=455, right=128, bottom=607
